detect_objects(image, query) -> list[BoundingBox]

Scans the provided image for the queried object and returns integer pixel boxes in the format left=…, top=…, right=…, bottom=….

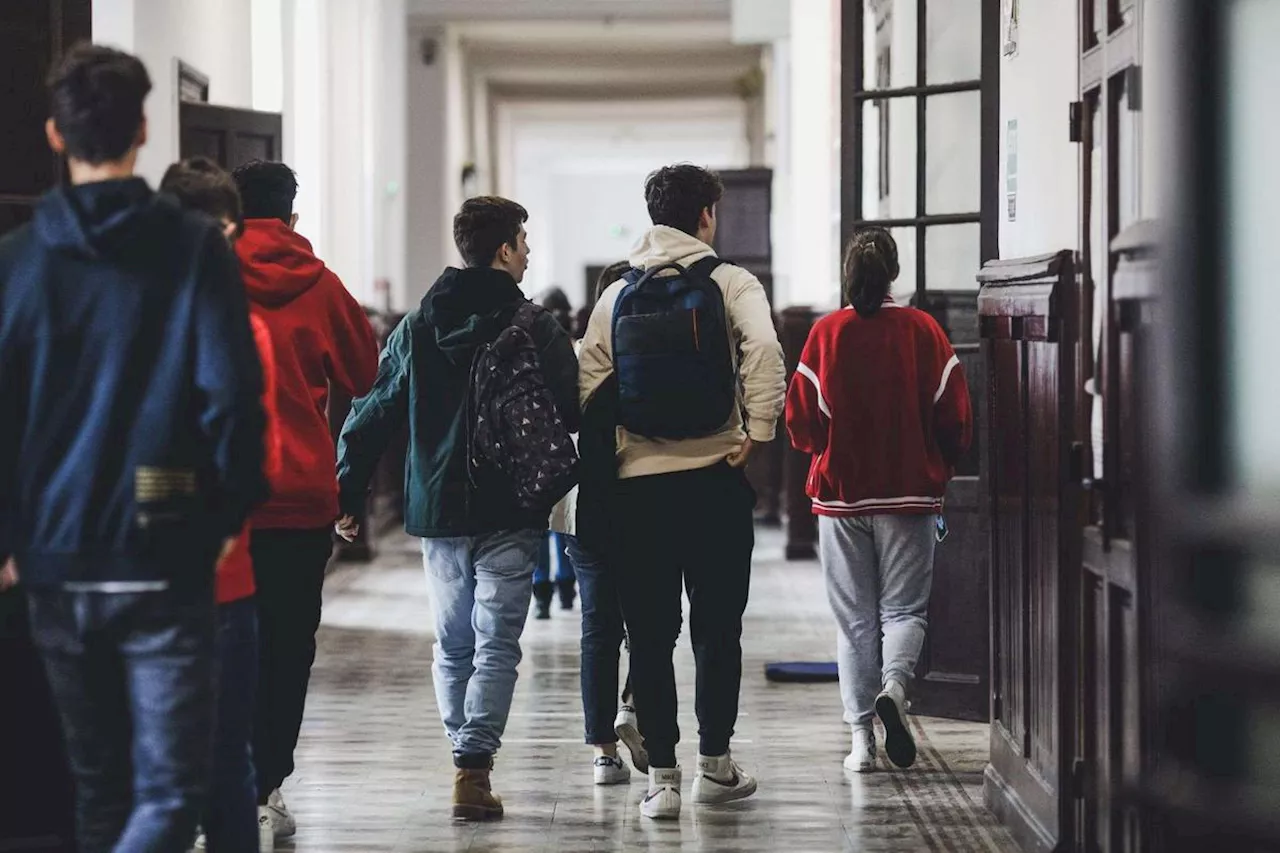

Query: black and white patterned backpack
left=467, top=302, right=578, bottom=512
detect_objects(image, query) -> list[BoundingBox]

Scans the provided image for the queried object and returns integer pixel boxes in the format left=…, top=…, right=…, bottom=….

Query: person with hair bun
left=785, top=227, right=973, bottom=775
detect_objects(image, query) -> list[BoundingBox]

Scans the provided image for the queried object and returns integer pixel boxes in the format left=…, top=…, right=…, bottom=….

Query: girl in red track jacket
left=784, top=228, right=972, bottom=776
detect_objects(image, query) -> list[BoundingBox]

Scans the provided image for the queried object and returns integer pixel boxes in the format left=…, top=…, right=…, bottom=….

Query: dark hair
left=453, top=196, right=528, bottom=267
left=842, top=227, right=900, bottom=317
left=595, top=260, right=632, bottom=303
left=47, top=43, right=151, bottom=164
left=231, top=160, right=298, bottom=223
left=160, top=157, right=243, bottom=237
left=644, top=164, right=724, bottom=237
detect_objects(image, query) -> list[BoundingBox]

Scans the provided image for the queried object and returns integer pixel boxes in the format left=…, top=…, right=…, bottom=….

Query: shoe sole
left=615, top=721, right=649, bottom=774
left=595, top=771, right=632, bottom=786
left=692, top=776, right=758, bottom=804
left=875, top=694, right=917, bottom=769
left=640, top=797, right=681, bottom=820
left=452, top=804, right=504, bottom=821
left=843, top=755, right=876, bottom=773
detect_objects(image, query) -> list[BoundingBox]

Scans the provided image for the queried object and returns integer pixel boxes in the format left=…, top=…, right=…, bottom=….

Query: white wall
left=998, top=0, right=1079, bottom=258
left=406, top=27, right=451, bottom=303
left=497, top=100, right=750, bottom=306
left=789, top=0, right=839, bottom=309
left=95, top=0, right=255, bottom=183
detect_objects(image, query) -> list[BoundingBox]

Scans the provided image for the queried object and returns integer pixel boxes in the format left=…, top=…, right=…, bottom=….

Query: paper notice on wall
left=1003, top=0, right=1020, bottom=57
left=1006, top=120, right=1018, bottom=222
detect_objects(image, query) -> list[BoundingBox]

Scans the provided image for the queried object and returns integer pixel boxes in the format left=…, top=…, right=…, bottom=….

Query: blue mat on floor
left=764, top=661, right=839, bottom=683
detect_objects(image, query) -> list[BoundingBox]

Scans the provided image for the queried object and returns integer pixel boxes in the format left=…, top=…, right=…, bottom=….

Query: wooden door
left=0, top=5, right=90, bottom=850
left=179, top=102, right=283, bottom=169
left=980, top=251, right=1080, bottom=853
left=911, top=292, right=988, bottom=722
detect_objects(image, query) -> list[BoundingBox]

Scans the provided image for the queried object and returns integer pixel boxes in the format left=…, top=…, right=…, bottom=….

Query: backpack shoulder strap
left=511, top=301, right=542, bottom=332
left=688, top=255, right=726, bottom=280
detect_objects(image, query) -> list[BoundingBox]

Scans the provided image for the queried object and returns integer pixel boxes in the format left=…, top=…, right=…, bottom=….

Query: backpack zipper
left=692, top=308, right=700, bottom=351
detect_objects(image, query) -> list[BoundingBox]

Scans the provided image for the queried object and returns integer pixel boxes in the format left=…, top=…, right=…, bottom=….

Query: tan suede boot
left=452, top=767, right=504, bottom=821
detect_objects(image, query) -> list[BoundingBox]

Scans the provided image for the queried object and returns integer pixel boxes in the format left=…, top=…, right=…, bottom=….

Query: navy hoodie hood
left=421, top=266, right=524, bottom=364
left=34, top=177, right=179, bottom=259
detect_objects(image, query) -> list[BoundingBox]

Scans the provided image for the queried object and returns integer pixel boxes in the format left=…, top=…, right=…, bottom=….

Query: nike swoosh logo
left=701, top=771, right=740, bottom=788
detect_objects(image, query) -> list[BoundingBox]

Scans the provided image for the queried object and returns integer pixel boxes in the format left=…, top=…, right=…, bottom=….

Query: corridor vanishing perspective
left=283, top=530, right=1018, bottom=852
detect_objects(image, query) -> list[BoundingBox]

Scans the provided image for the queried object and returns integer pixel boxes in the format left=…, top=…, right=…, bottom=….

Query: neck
left=67, top=154, right=137, bottom=186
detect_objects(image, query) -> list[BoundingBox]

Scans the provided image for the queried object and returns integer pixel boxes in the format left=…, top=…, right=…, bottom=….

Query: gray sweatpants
left=818, top=514, right=936, bottom=728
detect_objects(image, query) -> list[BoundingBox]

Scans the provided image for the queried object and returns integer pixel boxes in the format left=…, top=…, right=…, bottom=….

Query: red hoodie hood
left=236, top=218, right=327, bottom=307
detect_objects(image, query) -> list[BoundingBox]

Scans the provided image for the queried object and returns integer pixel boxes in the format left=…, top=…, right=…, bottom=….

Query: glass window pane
left=889, top=226, right=918, bottom=303
left=1228, top=0, right=1280, bottom=493
left=1089, top=97, right=1105, bottom=482
left=925, top=224, right=980, bottom=292
left=1117, top=74, right=1140, bottom=231
left=925, top=91, right=981, bottom=215
left=862, top=97, right=917, bottom=220
left=926, top=0, right=981, bottom=84
left=866, top=0, right=917, bottom=91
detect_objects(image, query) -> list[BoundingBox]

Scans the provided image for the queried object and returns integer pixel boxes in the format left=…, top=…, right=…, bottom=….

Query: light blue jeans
left=818, top=514, right=936, bottom=728
left=421, top=530, right=540, bottom=762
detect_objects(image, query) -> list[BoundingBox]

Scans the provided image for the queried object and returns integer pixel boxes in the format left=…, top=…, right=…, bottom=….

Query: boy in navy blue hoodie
left=0, top=45, right=268, bottom=853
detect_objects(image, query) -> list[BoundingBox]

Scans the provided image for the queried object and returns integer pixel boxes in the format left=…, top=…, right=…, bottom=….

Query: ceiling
left=406, top=0, right=731, bottom=24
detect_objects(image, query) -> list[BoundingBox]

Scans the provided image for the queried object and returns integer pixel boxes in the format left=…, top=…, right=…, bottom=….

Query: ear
left=45, top=118, right=66, bottom=155
left=136, top=116, right=148, bottom=148
left=700, top=206, right=715, bottom=230
left=289, top=213, right=299, bottom=231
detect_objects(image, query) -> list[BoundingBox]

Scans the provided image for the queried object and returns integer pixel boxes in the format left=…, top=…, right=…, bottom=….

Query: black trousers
left=613, top=463, right=755, bottom=769
left=250, top=527, right=332, bottom=801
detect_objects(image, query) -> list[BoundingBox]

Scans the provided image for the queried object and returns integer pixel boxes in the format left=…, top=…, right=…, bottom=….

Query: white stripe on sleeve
left=795, top=362, right=831, bottom=419
left=933, top=354, right=960, bottom=405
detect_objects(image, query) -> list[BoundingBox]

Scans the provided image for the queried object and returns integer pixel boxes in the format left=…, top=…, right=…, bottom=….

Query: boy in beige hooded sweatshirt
left=578, top=164, right=786, bottom=820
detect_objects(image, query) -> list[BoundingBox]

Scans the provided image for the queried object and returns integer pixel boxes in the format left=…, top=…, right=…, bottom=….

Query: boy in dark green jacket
left=334, top=197, right=577, bottom=820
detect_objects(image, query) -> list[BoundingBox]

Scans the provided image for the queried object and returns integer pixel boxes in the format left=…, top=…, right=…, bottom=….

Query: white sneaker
left=593, top=754, right=632, bottom=785
left=843, top=727, right=877, bottom=773
left=691, top=752, right=758, bottom=804
left=640, top=767, right=682, bottom=820
left=257, top=808, right=276, bottom=852
left=614, top=706, right=649, bottom=774
left=875, top=679, right=917, bottom=769
left=265, top=788, right=296, bottom=839
left=191, top=830, right=207, bottom=851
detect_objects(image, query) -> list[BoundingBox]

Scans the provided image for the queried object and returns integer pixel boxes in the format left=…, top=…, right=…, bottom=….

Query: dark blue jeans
left=532, top=532, right=576, bottom=585
left=566, top=535, right=632, bottom=744
left=26, top=586, right=216, bottom=853
left=204, top=596, right=259, bottom=853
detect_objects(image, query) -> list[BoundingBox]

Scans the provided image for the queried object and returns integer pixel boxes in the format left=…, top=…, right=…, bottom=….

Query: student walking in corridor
left=335, top=197, right=579, bottom=820
left=786, top=227, right=973, bottom=774
left=232, top=159, right=379, bottom=842
left=579, top=164, right=786, bottom=820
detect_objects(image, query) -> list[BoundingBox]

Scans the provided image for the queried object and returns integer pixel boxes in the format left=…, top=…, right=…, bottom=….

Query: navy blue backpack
left=611, top=256, right=736, bottom=439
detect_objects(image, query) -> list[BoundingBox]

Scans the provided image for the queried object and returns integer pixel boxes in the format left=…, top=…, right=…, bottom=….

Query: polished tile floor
left=281, top=528, right=1019, bottom=852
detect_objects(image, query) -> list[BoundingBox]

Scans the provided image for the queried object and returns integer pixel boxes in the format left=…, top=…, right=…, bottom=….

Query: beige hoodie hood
left=577, top=225, right=787, bottom=480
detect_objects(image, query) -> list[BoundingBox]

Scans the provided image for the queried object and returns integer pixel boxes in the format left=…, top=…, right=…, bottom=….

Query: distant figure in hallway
left=533, top=286, right=578, bottom=618
left=160, top=156, right=284, bottom=853
left=579, top=164, right=787, bottom=819
left=785, top=227, right=973, bottom=773
left=232, top=159, right=379, bottom=843
left=0, top=45, right=268, bottom=853
left=549, top=260, right=647, bottom=786
left=335, top=197, right=579, bottom=821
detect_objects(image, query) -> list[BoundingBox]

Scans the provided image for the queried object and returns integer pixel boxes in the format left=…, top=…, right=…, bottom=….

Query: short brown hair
left=48, top=43, right=151, bottom=164
left=453, top=197, right=528, bottom=267
left=644, top=164, right=723, bottom=237
left=160, top=157, right=243, bottom=236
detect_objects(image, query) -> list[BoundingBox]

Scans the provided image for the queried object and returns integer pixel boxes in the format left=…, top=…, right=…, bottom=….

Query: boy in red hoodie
left=231, top=160, right=379, bottom=840
left=161, top=156, right=285, bottom=852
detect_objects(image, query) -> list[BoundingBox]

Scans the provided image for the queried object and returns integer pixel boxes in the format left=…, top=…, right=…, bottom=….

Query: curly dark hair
left=842, top=227, right=900, bottom=317
left=232, top=160, right=298, bottom=223
left=644, top=164, right=724, bottom=237
left=160, top=157, right=243, bottom=237
left=453, top=196, right=528, bottom=268
left=47, top=43, right=151, bottom=164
